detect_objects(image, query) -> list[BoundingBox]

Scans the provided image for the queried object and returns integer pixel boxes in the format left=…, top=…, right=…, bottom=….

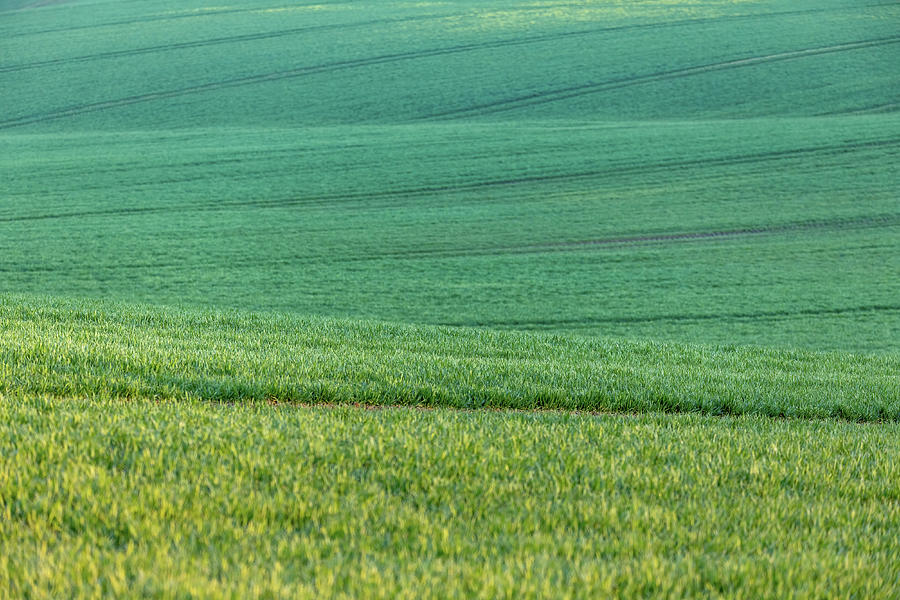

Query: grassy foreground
left=1, top=295, right=897, bottom=422
left=2, top=396, right=899, bottom=599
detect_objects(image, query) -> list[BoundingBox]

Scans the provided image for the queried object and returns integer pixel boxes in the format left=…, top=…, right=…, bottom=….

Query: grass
left=1, top=295, right=898, bottom=422
left=1, top=0, right=898, bottom=353
left=2, top=0, right=899, bottom=596
left=2, top=395, right=899, bottom=599
left=2, top=0, right=897, bottom=127
left=1, top=117, right=898, bottom=352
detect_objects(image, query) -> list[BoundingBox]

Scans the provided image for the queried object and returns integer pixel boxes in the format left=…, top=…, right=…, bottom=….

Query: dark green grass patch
left=1, top=0, right=897, bottom=127
left=1, top=0, right=898, bottom=352
left=2, top=396, right=899, bottom=598
left=2, top=117, right=898, bottom=353
left=1, top=295, right=897, bottom=421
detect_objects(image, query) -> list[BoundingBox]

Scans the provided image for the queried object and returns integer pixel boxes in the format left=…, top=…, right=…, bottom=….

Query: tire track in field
left=2, top=137, right=897, bottom=223
left=9, top=212, right=894, bottom=271
left=0, top=4, right=853, bottom=72
left=463, top=305, right=900, bottom=329
left=423, top=36, right=900, bottom=120
left=0, top=0, right=78, bottom=13
left=15, top=132, right=897, bottom=202
left=0, top=2, right=340, bottom=35
left=824, top=102, right=900, bottom=116
left=0, top=1, right=883, bottom=37
left=4, top=16, right=896, bottom=127
left=3, top=215, right=895, bottom=274
left=9, top=134, right=892, bottom=215
left=240, top=136, right=900, bottom=211
left=346, top=214, right=900, bottom=262
left=0, top=204, right=183, bottom=224
left=0, top=15, right=450, bottom=74
left=0, top=28, right=658, bottom=129
left=21, top=0, right=76, bottom=9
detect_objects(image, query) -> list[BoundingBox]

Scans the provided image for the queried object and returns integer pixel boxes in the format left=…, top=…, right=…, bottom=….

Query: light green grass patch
left=2, top=396, right=898, bottom=599
left=1, top=295, right=897, bottom=421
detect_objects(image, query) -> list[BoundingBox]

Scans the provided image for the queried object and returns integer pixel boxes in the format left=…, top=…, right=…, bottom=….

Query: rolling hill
left=1, top=0, right=898, bottom=352
left=2, top=0, right=899, bottom=597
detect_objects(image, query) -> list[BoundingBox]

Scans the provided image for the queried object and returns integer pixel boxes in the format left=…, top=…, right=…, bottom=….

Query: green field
left=3, top=396, right=899, bottom=598
left=2, top=295, right=898, bottom=421
left=2, top=0, right=898, bottom=351
left=2, top=0, right=899, bottom=597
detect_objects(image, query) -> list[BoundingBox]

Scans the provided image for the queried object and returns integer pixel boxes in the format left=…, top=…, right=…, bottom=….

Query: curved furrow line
left=340, top=215, right=900, bottom=262
left=0, top=5, right=856, bottom=73
left=244, top=137, right=900, bottom=210
left=425, top=36, right=900, bottom=120
left=0, top=30, right=650, bottom=129
left=5, top=20, right=898, bottom=127
left=0, top=14, right=451, bottom=74
left=0, top=1, right=880, bottom=38
left=2, top=136, right=896, bottom=223
left=521, top=215, right=900, bottom=250
left=823, top=102, right=900, bottom=116
left=3, top=133, right=898, bottom=222
left=0, top=204, right=189, bottom=223
left=4, top=215, right=896, bottom=274
left=0, top=54, right=446, bottom=128
left=0, top=2, right=338, bottom=37
left=465, top=305, right=900, bottom=328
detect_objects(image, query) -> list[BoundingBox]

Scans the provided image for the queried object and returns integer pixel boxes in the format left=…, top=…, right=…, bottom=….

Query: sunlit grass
left=2, top=396, right=898, bottom=599
left=2, top=295, right=897, bottom=421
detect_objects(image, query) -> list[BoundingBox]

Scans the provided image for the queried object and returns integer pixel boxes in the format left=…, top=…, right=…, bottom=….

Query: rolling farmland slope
left=1, top=294, right=899, bottom=598
left=1, top=0, right=898, bottom=352
left=3, top=1, right=900, bottom=597
left=1, top=0, right=898, bottom=126
left=2, top=295, right=898, bottom=421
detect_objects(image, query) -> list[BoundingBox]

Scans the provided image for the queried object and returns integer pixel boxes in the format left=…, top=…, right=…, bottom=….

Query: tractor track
left=0, top=4, right=861, bottom=72
left=823, top=102, right=900, bottom=116
left=0, top=30, right=642, bottom=129
left=208, top=136, right=900, bottom=211
left=1, top=136, right=897, bottom=223
left=424, top=36, right=900, bottom=119
left=3, top=215, right=896, bottom=273
left=341, top=214, right=900, bottom=262
left=458, top=305, right=900, bottom=329
left=2, top=1, right=885, bottom=37
left=0, top=1, right=342, bottom=34
left=0, top=14, right=450, bottom=74
left=3, top=26, right=898, bottom=128
left=189, top=136, right=899, bottom=213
